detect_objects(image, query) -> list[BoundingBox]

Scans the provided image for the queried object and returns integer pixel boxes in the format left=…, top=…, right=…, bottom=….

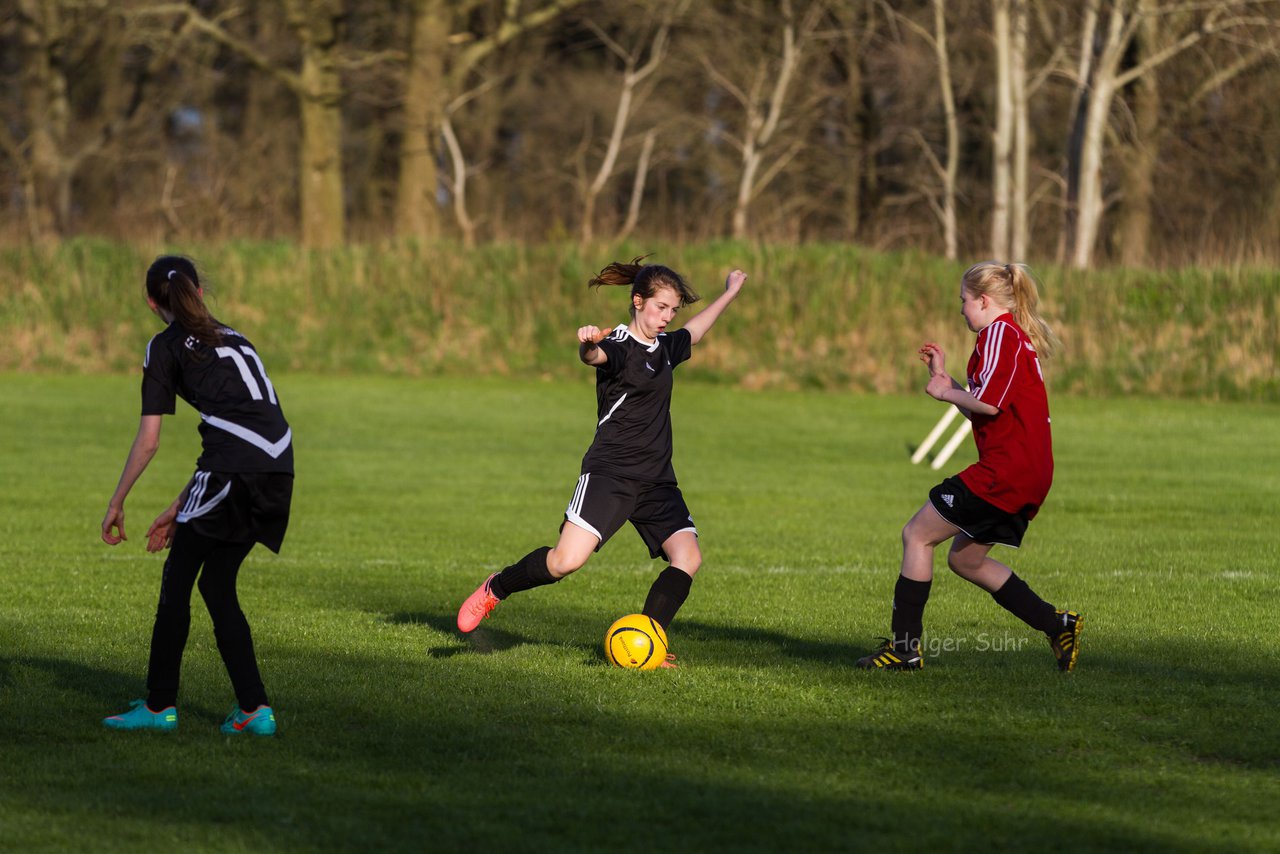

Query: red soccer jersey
left=958, top=313, right=1053, bottom=518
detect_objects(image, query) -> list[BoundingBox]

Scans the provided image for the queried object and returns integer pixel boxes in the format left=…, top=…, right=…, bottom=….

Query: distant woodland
left=4, top=0, right=1280, bottom=267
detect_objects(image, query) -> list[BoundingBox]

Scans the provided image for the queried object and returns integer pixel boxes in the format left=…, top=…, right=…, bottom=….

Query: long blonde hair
left=962, top=262, right=1060, bottom=357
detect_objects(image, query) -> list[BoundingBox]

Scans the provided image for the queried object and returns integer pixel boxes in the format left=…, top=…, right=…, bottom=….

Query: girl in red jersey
left=857, top=261, right=1083, bottom=671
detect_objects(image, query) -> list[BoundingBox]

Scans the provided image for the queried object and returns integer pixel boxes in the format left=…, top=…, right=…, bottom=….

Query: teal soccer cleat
left=221, top=705, right=277, bottom=736
left=103, top=699, right=178, bottom=732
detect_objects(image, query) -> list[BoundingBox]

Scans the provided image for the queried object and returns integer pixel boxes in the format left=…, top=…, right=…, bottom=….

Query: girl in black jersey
left=100, top=256, right=292, bottom=735
left=457, top=259, right=746, bottom=664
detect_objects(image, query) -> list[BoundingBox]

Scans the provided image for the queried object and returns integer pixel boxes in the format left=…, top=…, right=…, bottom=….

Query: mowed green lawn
left=1, top=373, right=1277, bottom=851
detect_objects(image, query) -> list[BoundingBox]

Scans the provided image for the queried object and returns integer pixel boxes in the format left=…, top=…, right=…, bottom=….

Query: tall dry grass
left=1, top=238, right=1275, bottom=399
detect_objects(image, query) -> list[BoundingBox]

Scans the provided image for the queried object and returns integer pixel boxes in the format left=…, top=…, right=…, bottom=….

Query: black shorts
left=563, top=473, right=697, bottom=560
left=928, top=475, right=1030, bottom=548
left=176, top=470, right=294, bottom=553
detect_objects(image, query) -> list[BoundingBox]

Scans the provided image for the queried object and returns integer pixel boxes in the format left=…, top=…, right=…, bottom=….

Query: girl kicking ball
left=100, top=256, right=292, bottom=734
left=457, top=258, right=746, bottom=667
left=857, top=261, right=1082, bottom=671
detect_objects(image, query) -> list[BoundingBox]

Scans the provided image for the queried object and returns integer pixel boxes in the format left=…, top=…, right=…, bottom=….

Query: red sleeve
left=971, top=321, right=1020, bottom=410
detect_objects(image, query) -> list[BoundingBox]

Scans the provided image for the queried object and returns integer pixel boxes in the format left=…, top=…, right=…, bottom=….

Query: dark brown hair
left=145, top=255, right=225, bottom=348
left=588, top=256, right=700, bottom=314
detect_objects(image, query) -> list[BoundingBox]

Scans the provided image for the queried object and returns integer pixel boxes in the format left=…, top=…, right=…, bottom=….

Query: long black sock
left=489, top=546, right=555, bottom=600
left=642, top=567, right=693, bottom=630
left=890, top=576, right=932, bottom=653
left=992, top=572, right=1059, bottom=634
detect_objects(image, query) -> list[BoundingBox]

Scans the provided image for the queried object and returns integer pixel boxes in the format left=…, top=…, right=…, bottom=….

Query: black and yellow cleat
left=855, top=638, right=924, bottom=671
left=1048, top=610, right=1084, bottom=672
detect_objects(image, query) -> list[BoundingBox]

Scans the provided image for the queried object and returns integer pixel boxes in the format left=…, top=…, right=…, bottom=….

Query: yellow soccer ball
left=604, top=614, right=669, bottom=670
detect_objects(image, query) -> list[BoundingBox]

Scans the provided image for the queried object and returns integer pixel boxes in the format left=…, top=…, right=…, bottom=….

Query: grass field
left=1, top=373, right=1278, bottom=851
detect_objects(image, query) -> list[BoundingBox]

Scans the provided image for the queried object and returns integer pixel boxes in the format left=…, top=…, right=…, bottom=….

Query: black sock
left=489, top=547, right=555, bottom=600
left=642, top=567, right=693, bottom=630
left=890, top=576, right=932, bottom=653
left=991, top=572, right=1059, bottom=635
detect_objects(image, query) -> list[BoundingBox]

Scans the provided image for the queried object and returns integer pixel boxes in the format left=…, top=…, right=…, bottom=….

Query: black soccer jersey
left=141, top=323, right=293, bottom=474
left=579, top=326, right=692, bottom=484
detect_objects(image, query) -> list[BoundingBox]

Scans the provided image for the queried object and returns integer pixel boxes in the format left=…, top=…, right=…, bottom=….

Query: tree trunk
left=396, top=0, right=448, bottom=241
left=1115, top=0, right=1159, bottom=267
left=730, top=3, right=811, bottom=240
left=990, top=0, right=1012, bottom=259
left=842, top=44, right=865, bottom=240
left=17, top=0, right=69, bottom=240
left=1010, top=0, right=1029, bottom=261
left=934, top=0, right=958, bottom=261
left=1062, top=0, right=1101, bottom=265
left=288, top=0, right=347, bottom=249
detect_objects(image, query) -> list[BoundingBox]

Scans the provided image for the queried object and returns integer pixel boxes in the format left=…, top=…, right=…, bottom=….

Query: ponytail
left=1006, top=264, right=1059, bottom=358
left=588, top=255, right=700, bottom=311
left=962, top=261, right=1060, bottom=358
left=145, top=255, right=225, bottom=349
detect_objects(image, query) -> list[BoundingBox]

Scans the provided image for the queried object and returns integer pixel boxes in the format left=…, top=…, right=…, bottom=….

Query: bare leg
left=660, top=530, right=702, bottom=578
left=946, top=535, right=1013, bottom=592
left=901, top=502, right=962, bottom=581
left=546, top=520, right=601, bottom=579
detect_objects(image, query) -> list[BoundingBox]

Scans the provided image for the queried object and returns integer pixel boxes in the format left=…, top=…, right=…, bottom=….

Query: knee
left=546, top=547, right=588, bottom=579
left=902, top=519, right=927, bottom=550
left=947, top=550, right=981, bottom=577
left=197, top=577, right=237, bottom=610
left=671, top=549, right=701, bottom=576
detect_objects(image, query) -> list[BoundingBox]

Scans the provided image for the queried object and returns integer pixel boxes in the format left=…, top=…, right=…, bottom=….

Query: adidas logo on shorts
left=941, top=493, right=955, bottom=507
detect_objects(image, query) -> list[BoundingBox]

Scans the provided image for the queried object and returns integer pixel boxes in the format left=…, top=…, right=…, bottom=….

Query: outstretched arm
left=919, top=343, right=998, bottom=417
left=681, top=269, right=747, bottom=346
left=101, top=415, right=164, bottom=545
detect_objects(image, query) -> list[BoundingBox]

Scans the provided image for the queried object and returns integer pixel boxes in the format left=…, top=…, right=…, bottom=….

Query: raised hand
left=578, top=323, right=613, bottom=345
left=724, top=269, right=747, bottom=295
left=918, top=342, right=947, bottom=376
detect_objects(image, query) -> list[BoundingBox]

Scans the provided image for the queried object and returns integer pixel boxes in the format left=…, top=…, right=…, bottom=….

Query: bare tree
left=12, top=0, right=184, bottom=241
left=888, top=0, right=960, bottom=259
left=703, top=0, right=827, bottom=240
left=991, top=0, right=1013, bottom=258
left=1064, top=0, right=1273, bottom=269
left=140, top=1, right=375, bottom=248
left=575, top=15, right=671, bottom=245
left=1113, top=1, right=1279, bottom=265
left=394, top=0, right=589, bottom=242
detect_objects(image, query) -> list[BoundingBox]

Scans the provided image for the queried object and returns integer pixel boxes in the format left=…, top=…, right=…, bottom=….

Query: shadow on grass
left=0, top=655, right=225, bottom=723
left=384, top=609, right=605, bottom=665
left=385, top=610, right=537, bottom=658
left=3, top=636, right=1278, bottom=850
left=675, top=618, right=879, bottom=666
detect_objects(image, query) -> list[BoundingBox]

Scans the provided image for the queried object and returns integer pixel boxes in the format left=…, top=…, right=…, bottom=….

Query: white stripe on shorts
left=564, top=474, right=602, bottom=541
left=177, top=473, right=232, bottom=523
left=568, top=474, right=589, bottom=517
